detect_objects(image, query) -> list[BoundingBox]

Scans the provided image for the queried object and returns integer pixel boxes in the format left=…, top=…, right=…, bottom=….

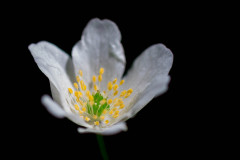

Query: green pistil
left=87, top=91, right=110, bottom=117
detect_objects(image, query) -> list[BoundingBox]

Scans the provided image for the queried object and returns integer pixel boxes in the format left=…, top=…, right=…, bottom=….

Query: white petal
left=72, top=18, right=126, bottom=89
left=28, top=41, right=74, bottom=92
left=121, top=44, right=173, bottom=118
left=77, top=122, right=128, bottom=136
left=41, top=95, right=65, bottom=118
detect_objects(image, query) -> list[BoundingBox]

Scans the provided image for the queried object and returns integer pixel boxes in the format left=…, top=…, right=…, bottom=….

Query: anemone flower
left=28, top=18, right=173, bottom=136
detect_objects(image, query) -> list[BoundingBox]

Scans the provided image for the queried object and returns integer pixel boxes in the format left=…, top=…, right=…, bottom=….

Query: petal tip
left=41, top=95, right=65, bottom=119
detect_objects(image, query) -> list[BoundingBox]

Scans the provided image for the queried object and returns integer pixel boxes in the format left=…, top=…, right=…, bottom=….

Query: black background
left=4, top=3, right=216, bottom=159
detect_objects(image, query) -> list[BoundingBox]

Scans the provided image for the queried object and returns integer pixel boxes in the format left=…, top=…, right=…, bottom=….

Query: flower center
left=66, top=68, right=133, bottom=127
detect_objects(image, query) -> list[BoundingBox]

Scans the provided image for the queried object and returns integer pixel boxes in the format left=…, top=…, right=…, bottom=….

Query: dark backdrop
left=6, top=4, right=210, bottom=159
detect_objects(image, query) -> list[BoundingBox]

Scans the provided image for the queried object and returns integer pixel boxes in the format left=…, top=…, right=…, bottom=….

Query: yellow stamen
left=68, top=88, right=73, bottom=94
left=120, top=90, right=126, bottom=97
left=85, top=116, right=90, bottom=122
left=94, top=84, right=98, bottom=91
left=83, top=85, right=87, bottom=91
left=79, top=110, right=83, bottom=114
left=98, top=75, right=102, bottom=82
left=127, top=88, right=133, bottom=94
left=107, top=99, right=112, bottom=104
left=76, top=76, right=80, bottom=82
left=109, top=110, right=114, bottom=115
left=103, top=109, right=107, bottom=114
left=79, top=100, right=84, bottom=106
left=113, top=98, right=118, bottom=103
left=100, top=99, right=106, bottom=105
left=100, top=116, right=105, bottom=120
left=89, top=95, right=94, bottom=101
left=113, top=90, right=118, bottom=96
left=93, top=115, right=97, bottom=119
left=92, top=75, right=96, bottom=83
left=74, top=104, right=79, bottom=110
left=86, top=90, right=91, bottom=96
left=79, top=70, right=83, bottom=77
left=125, top=92, right=131, bottom=98
left=75, top=91, right=82, bottom=98
left=94, top=121, right=100, bottom=126
left=105, top=120, right=109, bottom=124
left=108, top=82, right=113, bottom=90
left=99, top=68, right=104, bottom=75
left=89, top=101, right=94, bottom=106
left=82, top=107, right=86, bottom=112
left=120, top=80, right=125, bottom=85
left=113, top=84, right=118, bottom=91
left=120, top=103, right=125, bottom=109
left=74, top=83, right=78, bottom=89
left=113, top=114, right=119, bottom=118
left=113, top=78, right=117, bottom=84
left=115, top=110, right=119, bottom=115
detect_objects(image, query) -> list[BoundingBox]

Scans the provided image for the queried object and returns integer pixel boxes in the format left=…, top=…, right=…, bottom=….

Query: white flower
left=28, top=18, right=173, bottom=135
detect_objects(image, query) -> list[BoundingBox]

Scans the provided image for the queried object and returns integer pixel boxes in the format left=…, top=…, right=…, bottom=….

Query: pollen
left=100, top=99, right=106, bottom=105
left=74, top=83, right=78, bottom=89
left=99, top=68, right=104, bottom=74
left=120, top=80, right=125, bottom=85
left=108, top=82, right=113, bottom=90
left=85, top=117, right=90, bottom=122
left=92, top=75, right=97, bottom=83
left=98, top=75, right=102, bottom=82
left=76, top=76, right=80, bottom=82
left=107, top=99, right=112, bottom=104
left=74, top=104, right=79, bottom=110
left=68, top=88, right=73, bottom=94
left=113, top=90, right=118, bottom=96
left=94, top=84, right=98, bottom=91
left=113, top=84, right=118, bottom=91
left=94, top=121, right=100, bottom=126
left=79, top=70, right=83, bottom=77
left=66, top=67, right=133, bottom=127
left=113, top=78, right=117, bottom=84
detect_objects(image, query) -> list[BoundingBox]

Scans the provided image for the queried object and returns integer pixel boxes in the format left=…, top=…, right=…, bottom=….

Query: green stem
left=96, top=134, right=109, bottom=160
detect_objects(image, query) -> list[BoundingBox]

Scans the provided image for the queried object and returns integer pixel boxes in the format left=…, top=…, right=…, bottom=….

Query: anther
left=93, top=115, right=97, bottom=119
left=94, top=84, right=98, bottom=91
left=105, top=120, right=109, bottom=124
left=82, top=107, right=86, bottom=112
left=107, top=99, right=113, bottom=104
left=120, top=104, right=125, bottom=109
left=94, top=121, right=100, bottom=126
left=127, top=88, right=133, bottom=94
left=74, top=104, right=79, bottom=110
left=79, top=70, right=83, bottom=77
left=85, top=117, right=90, bottom=122
left=68, top=88, right=73, bottom=94
left=92, top=75, right=96, bottom=83
left=113, top=90, right=118, bottom=96
left=76, top=76, right=80, bottom=82
left=100, top=99, right=106, bottom=105
left=100, top=116, right=105, bottom=120
left=108, top=82, right=113, bottom=90
left=120, top=80, right=125, bottom=85
left=98, top=75, right=102, bottom=82
left=74, top=83, right=78, bottom=89
left=113, top=78, right=117, bottom=84
left=113, top=84, right=118, bottom=91
left=99, top=68, right=104, bottom=75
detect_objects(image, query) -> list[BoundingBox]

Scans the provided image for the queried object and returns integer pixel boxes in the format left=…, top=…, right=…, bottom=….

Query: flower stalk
left=96, top=135, right=109, bottom=160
